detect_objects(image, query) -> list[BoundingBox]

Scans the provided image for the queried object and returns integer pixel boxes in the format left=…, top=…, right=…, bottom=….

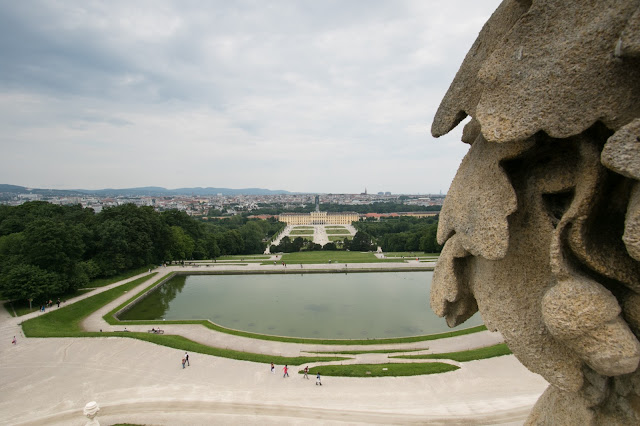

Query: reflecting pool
left=119, top=272, right=483, bottom=339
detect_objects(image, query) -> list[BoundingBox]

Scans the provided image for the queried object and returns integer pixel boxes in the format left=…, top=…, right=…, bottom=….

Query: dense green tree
left=23, top=219, right=85, bottom=274
left=93, top=220, right=129, bottom=276
left=0, top=263, right=60, bottom=303
left=0, top=201, right=299, bottom=303
left=350, top=231, right=375, bottom=252
left=161, top=210, right=203, bottom=241
left=220, top=230, right=244, bottom=255
left=305, top=242, right=323, bottom=251
left=240, top=221, right=266, bottom=254
left=354, top=216, right=441, bottom=253
left=168, top=226, right=195, bottom=260
left=202, top=233, right=221, bottom=259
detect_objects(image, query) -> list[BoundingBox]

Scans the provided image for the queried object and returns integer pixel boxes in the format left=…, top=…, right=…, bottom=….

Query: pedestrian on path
left=182, top=357, right=186, bottom=369
left=56, top=298, right=60, bottom=308
left=270, top=362, right=275, bottom=373
left=316, top=372, right=322, bottom=385
left=283, top=365, right=289, bottom=378
left=185, top=352, right=190, bottom=366
left=11, top=336, right=16, bottom=345
left=303, top=366, right=309, bottom=379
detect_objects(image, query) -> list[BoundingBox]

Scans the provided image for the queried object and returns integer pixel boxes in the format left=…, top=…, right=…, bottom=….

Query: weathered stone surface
left=624, top=184, right=640, bottom=262
left=602, top=119, right=640, bottom=180
left=430, top=1, right=640, bottom=423
left=618, top=7, right=640, bottom=58
left=436, top=135, right=533, bottom=260
left=432, top=0, right=640, bottom=144
left=542, top=277, right=621, bottom=339
left=526, top=386, right=595, bottom=426
left=431, top=0, right=533, bottom=137
left=431, top=235, right=477, bottom=327
left=461, top=118, right=481, bottom=144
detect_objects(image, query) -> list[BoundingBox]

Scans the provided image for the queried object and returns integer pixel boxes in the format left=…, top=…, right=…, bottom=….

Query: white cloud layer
left=0, top=0, right=502, bottom=194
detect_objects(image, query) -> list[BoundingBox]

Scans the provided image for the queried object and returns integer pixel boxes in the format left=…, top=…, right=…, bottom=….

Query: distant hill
left=0, top=184, right=294, bottom=197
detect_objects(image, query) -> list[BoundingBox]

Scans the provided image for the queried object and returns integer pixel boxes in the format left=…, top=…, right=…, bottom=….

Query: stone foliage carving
left=430, top=1, right=640, bottom=424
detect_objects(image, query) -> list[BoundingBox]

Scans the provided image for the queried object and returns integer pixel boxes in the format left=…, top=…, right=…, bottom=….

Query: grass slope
left=278, top=251, right=396, bottom=264
left=391, top=343, right=512, bottom=361
left=303, top=362, right=459, bottom=377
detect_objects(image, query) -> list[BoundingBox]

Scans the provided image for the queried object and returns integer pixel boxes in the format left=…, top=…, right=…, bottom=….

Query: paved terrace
left=0, top=259, right=548, bottom=425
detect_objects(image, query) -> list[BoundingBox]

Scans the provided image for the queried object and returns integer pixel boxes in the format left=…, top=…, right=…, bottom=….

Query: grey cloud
left=0, top=0, right=502, bottom=193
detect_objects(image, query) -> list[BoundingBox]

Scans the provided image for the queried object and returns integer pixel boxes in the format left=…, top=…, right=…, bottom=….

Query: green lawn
left=193, top=256, right=270, bottom=262
left=391, top=343, right=512, bottom=362
left=325, top=229, right=351, bottom=235
left=309, top=348, right=425, bottom=355
left=216, top=255, right=270, bottom=260
left=324, top=226, right=346, bottom=229
left=5, top=288, right=94, bottom=317
left=2, top=267, right=153, bottom=317
left=289, top=229, right=314, bottom=235
left=85, top=266, right=155, bottom=288
left=278, top=251, right=391, bottom=264
left=302, top=362, right=459, bottom=377
left=383, top=252, right=439, bottom=258
left=328, top=235, right=353, bottom=242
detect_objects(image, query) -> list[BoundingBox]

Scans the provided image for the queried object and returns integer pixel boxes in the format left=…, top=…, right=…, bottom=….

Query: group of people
left=177, top=356, right=321, bottom=385
left=40, top=298, right=61, bottom=312
left=274, top=363, right=322, bottom=385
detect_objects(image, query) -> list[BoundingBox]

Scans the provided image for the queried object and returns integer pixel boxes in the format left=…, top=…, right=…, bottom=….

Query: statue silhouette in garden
left=430, top=1, right=640, bottom=424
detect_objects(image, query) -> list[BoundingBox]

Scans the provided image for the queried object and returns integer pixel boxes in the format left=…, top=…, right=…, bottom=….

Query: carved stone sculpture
left=430, top=1, right=640, bottom=424
left=83, top=401, right=100, bottom=426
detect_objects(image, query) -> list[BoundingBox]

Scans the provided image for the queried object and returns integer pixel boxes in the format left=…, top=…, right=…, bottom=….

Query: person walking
left=11, top=336, right=17, bottom=345
left=303, top=366, right=309, bottom=379
left=181, top=357, right=186, bottom=369
left=185, top=352, right=190, bottom=366
left=283, top=365, right=289, bottom=378
left=270, top=362, right=275, bottom=374
left=316, top=372, right=322, bottom=386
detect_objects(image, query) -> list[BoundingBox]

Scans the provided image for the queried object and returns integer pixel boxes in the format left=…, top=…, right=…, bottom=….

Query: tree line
left=353, top=216, right=442, bottom=253
left=0, top=202, right=284, bottom=303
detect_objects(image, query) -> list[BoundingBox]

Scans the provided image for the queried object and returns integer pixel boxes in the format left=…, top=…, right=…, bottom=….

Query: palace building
left=278, top=196, right=359, bottom=225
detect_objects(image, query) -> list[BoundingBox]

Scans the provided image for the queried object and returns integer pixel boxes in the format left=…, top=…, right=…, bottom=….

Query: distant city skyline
left=0, top=1, right=502, bottom=194
left=0, top=183, right=443, bottom=196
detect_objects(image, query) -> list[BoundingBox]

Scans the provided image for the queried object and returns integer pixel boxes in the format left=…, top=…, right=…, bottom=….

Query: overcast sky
left=0, top=0, right=501, bottom=194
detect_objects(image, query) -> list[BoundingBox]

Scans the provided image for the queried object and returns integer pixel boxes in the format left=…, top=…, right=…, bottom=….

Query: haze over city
left=0, top=0, right=501, bottom=194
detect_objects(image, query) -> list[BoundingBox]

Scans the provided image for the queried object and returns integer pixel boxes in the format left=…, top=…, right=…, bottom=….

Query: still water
left=119, top=272, right=483, bottom=339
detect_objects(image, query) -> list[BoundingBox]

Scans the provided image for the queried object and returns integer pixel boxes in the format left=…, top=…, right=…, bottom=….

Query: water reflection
left=120, top=272, right=484, bottom=339
left=119, top=275, right=186, bottom=320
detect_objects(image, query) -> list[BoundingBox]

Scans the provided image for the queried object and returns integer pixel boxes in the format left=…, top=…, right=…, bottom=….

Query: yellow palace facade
left=279, top=211, right=360, bottom=225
